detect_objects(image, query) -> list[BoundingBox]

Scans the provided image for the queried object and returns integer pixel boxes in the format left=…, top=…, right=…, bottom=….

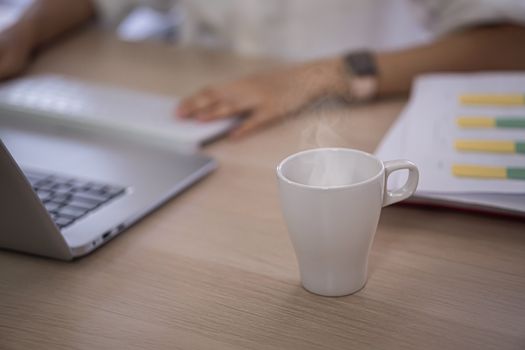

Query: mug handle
left=382, top=160, right=419, bottom=207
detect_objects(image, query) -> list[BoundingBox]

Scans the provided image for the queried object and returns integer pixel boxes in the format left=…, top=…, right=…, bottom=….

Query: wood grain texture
left=1, top=28, right=524, bottom=350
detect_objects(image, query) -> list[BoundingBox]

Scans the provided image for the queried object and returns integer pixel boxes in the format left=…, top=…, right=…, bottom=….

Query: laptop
left=0, top=75, right=232, bottom=260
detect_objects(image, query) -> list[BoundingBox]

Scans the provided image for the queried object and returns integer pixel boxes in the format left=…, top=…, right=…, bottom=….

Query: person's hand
left=0, top=22, right=34, bottom=80
left=177, top=58, right=347, bottom=138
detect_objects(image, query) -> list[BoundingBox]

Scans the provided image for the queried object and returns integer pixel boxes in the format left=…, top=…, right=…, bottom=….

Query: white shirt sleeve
left=414, top=0, right=525, bottom=35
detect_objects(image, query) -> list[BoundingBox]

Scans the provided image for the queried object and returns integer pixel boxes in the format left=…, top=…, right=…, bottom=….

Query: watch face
left=344, top=51, right=377, bottom=77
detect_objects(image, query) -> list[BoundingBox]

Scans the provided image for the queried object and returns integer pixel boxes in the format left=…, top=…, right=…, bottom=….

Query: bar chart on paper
left=453, top=93, right=525, bottom=182
left=375, top=73, right=525, bottom=216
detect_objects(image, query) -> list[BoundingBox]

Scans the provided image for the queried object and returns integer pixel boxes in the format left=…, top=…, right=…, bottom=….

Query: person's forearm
left=375, top=24, right=525, bottom=96
left=16, top=0, right=95, bottom=51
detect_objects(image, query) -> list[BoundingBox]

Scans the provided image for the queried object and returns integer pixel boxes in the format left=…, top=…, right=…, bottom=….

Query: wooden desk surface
left=1, top=29, right=524, bottom=350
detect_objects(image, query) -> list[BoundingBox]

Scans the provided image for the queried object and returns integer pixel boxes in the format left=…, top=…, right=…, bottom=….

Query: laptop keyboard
left=23, top=169, right=126, bottom=229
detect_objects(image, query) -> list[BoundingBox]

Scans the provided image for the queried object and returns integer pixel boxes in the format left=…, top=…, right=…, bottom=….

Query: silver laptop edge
left=0, top=140, right=73, bottom=260
left=0, top=118, right=217, bottom=260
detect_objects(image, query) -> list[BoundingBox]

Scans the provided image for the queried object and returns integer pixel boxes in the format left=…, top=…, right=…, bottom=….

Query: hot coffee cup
left=277, top=148, right=419, bottom=296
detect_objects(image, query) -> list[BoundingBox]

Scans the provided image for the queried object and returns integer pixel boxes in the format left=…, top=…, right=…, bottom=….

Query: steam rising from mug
left=299, top=111, right=356, bottom=187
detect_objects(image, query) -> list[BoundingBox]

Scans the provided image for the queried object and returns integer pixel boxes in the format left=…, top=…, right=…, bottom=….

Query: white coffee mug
left=277, top=148, right=419, bottom=296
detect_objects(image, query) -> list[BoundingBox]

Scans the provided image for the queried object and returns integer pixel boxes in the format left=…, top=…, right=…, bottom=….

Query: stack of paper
left=375, top=73, right=525, bottom=216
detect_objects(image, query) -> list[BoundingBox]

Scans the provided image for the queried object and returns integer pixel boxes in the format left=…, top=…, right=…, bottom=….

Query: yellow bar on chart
left=455, top=140, right=516, bottom=153
left=456, top=117, right=495, bottom=128
left=452, top=165, right=507, bottom=179
left=459, top=94, right=525, bottom=106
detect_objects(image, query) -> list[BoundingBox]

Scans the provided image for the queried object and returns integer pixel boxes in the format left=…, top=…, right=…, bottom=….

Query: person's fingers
left=177, top=87, right=220, bottom=118
left=196, top=99, right=245, bottom=121
left=0, top=28, right=31, bottom=81
left=0, top=58, right=8, bottom=78
left=0, top=47, right=14, bottom=78
left=177, top=95, right=212, bottom=118
left=229, top=109, right=274, bottom=138
left=0, top=55, right=21, bottom=81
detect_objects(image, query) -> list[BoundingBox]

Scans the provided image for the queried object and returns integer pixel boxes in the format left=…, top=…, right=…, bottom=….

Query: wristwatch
left=343, top=51, right=379, bottom=102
